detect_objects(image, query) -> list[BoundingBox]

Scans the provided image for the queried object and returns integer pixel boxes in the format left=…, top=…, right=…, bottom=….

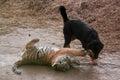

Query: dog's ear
left=95, top=41, right=104, bottom=52
left=99, top=42, right=104, bottom=51
left=86, top=40, right=96, bottom=50
left=87, top=40, right=104, bottom=59
left=87, top=40, right=103, bottom=50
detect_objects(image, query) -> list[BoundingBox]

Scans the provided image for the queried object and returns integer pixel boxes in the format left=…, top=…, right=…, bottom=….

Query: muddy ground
left=0, top=0, right=120, bottom=80
left=0, top=23, right=120, bottom=80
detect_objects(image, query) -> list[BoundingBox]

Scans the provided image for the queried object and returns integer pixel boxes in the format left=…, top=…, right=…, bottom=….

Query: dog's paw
left=92, top=60, right=98, bottom=65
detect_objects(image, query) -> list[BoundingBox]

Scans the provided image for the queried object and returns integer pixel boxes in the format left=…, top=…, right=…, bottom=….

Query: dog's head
left=87, top=40, right=104, bottom=60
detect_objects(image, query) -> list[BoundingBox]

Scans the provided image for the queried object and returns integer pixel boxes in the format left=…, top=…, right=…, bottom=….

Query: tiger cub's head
left=52, top=55, right=71, bottom=71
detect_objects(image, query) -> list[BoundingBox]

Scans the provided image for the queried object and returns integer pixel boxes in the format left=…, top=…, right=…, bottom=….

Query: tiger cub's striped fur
left=12, top=39, right=92, bottom=74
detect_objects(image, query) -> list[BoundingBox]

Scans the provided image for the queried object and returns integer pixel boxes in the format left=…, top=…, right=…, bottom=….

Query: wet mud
left=0, top=27, right=120, bottom=80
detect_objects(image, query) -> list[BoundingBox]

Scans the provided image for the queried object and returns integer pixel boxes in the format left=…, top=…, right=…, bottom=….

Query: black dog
left=59, top=6, right=104, bottom=64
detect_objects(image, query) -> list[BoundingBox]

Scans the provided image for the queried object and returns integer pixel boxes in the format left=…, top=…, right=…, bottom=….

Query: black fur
left=59, top=6, right=104, bottom=60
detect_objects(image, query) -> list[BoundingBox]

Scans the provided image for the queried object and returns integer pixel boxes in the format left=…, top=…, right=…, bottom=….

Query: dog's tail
left=59, top=6, right=69, bottom=22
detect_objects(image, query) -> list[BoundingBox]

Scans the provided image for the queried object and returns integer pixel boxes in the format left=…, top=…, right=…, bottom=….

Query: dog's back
left=59, top=6, right=98, bottom=43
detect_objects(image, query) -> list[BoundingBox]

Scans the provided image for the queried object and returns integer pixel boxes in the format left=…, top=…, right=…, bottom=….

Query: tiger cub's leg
left=12, top=60, right=25, bottom=75
left=26, top=38, right=39, bottom=48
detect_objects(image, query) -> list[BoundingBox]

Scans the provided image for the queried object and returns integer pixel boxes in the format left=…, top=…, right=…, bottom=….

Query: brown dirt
left=0, top=0, right=120, bottom=80
left=0, top=0, right=120, bottom=52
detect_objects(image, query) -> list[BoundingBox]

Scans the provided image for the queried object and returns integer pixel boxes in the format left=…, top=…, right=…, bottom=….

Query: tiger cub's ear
left=25, top=39, right=39, bottom=48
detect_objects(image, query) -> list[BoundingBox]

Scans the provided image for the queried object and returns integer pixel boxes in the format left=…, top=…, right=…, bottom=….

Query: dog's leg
left=64, top=42, right=70, bottom=48
left=87, top=50, right=98, bottom=65
left=64, top=35, right=71, bottom=48
left=92, top=59, right=97, bottom=65
left=71, top=35, right=76, bottom=41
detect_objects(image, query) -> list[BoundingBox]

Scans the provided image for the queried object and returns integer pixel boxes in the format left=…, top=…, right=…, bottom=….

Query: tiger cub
left=12, top=39, right=92, bottom=74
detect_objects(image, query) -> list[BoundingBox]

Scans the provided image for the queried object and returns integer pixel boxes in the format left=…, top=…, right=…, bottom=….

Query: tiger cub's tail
left=25, top=38, right=39, bottom=49
left=12, top=60, right=23, bottom=75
